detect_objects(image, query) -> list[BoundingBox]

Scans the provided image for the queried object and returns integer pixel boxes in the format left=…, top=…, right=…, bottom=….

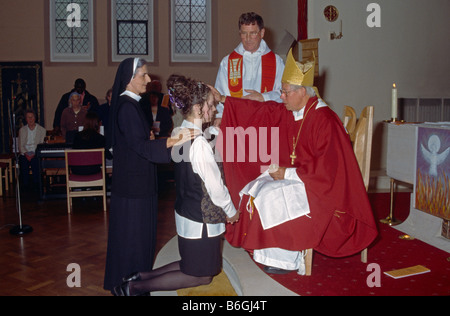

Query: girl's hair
left=83, top=112, right=100, bottom=132
left=166, top=74, right=211, bottom=117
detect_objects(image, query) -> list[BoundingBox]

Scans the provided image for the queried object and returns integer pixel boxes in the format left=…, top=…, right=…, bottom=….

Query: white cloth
left=120, top=90, right=141, bottom=102
left=215, top=40, right=285, bottom=118
left=292, top=98, right=328, bottom=122
left=25, top=127, right=37, bottom=153
left=250, top=103, right=329, bottom=273
left=175, top=120, right=238, bottom=240
left=253, top=248, right=307, bottom=275
left=239, top=170, right=310, bottom=230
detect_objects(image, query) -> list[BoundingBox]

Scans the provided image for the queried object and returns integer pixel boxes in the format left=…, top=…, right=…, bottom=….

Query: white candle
left=392, top=83, right=398, bottom=120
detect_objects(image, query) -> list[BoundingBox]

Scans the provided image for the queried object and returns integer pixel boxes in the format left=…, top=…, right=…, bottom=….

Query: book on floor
left=384, top=265, right=431, bottom=279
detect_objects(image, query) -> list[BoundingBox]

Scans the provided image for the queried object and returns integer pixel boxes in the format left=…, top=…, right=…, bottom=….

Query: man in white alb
left=214, top=12, right=285, bottom=122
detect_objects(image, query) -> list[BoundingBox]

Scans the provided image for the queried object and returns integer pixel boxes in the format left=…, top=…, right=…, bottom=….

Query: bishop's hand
left=269, top=167, right=286, bottom=181
left=243, top=90, right=264, bottom=102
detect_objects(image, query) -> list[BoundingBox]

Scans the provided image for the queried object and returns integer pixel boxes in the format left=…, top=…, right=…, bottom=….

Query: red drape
left=298, top=0, right=308, bottom=41
left=219, top=97, right=378, bottom=258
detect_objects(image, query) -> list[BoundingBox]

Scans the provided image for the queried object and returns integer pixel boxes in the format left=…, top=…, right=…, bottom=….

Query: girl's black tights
left=129, top=261, right=213, bottom=295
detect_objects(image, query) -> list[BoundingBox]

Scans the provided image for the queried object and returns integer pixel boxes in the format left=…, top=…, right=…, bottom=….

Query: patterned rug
left=177, top=270, right=237, bottom=296
left=259, top=193, right=450, bottom=296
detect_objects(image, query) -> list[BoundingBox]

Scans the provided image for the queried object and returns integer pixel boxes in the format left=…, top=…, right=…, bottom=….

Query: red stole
left=228, top=51, right=277, bottom=98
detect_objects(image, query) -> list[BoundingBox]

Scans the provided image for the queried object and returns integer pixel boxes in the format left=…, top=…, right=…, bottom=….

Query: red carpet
left=258, top=193, right=450, bottom=296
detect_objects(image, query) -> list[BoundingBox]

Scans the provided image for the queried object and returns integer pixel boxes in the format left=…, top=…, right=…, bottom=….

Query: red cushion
left=67, top=151, right=102, bottom=166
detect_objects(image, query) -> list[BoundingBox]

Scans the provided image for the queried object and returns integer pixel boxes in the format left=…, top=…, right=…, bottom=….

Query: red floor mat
left=259, top=193, right=450, bottom=296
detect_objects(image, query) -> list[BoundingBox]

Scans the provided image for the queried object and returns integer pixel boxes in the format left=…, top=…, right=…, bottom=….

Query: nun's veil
left=106, top=57, right=142, bottom=149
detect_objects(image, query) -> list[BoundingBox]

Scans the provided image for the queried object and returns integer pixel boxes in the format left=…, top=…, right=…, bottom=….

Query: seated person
left=72, top=112, right=112, bottom=175
left=18, top=109, right=46, bottom=188
left=61, top=92, right=87, bottom=143
left=219, top=49, right=378, bottom=275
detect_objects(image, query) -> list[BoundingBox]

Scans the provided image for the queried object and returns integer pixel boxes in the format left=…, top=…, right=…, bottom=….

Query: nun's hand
left=166, top=128, right=199, bottom=148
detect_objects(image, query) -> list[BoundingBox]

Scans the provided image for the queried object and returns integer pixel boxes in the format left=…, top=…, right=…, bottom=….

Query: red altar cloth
left=218, top=97, right=378, bottom=258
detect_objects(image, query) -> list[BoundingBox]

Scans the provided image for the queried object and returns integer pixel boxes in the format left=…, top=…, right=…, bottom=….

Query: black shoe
left=113, top=281, right=149, bottom=297
left=122, top=272, right=141, bottom=283
left=113, top=282, right=132, bottom=296
left=263, top=266, right=295, bottom=275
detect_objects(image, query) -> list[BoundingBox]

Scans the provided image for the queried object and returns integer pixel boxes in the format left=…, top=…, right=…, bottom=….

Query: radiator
left=399, top=98, right=450, bottom=123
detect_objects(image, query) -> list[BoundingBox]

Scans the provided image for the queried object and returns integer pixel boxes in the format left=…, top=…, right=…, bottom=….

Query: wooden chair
left=305, top=106, right=374, bottom=276
left=352, top=106, right=374, bottom=191
left=343, top=106, right=357, bottom=142
left=65, top=149, right=107, bottom=214
left=0, top=154, right=14, bottom=185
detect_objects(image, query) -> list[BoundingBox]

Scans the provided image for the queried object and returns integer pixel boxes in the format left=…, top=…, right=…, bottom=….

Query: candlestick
left=391, top=83, right=398, bottom=121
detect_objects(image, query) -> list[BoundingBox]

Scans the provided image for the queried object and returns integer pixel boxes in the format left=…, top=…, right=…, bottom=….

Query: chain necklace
left=290, top=100, right=319, bottom=165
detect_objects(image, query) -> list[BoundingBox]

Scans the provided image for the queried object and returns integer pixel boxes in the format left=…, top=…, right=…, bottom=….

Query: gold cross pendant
left=290, top=151, right=297, bottom=166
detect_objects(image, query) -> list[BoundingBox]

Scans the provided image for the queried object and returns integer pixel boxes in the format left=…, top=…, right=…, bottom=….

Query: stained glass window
left=50, top=0, right=94, bottom=62
left=171, top=0, right=211, bottom=62
left=112, top=0, right=154, bottom=62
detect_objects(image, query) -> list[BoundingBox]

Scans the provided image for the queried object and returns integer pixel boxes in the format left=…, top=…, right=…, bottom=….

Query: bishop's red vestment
left=218, top=97, right=378, bottom=258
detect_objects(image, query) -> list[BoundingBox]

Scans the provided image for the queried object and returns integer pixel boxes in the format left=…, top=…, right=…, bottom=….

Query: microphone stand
left=8, top=100, right=33, bottom=236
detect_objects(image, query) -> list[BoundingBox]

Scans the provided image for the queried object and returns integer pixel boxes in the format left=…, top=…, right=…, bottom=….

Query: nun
left=111, top=75, right=240, bottom=296
left=103, top=58, right=196, bottom=293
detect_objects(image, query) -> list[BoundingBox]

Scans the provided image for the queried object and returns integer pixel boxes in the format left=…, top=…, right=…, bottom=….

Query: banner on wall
left=415, top=125, right=450, bottom=220
left=298, top=0, right=308, bottom=40
left=0, top=62, right=44, bottom=154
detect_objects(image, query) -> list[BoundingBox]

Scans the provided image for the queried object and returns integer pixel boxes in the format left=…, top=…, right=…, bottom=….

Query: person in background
left=71, top=112, right=112, bottom=175
left=140, top=81, right=174, bottom=138
left=94, top=88, right=112, bottom=132
left=18, top=109, right=46, bottom=189
left=53, top=78, right=99, bottom=134
left=60, top=92, right=87, bottom=143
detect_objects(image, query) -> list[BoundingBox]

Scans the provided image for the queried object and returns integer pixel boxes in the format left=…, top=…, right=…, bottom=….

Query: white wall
left=260, top=0, right=298, bottom=56
left=308, top=0, right=450, bottom=170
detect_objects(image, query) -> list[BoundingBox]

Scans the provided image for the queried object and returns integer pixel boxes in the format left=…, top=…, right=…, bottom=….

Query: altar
left=386, top=122, right=450, bottom=253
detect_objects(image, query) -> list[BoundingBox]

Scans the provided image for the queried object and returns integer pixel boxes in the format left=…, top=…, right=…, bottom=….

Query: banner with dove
left=415, top=126, right=450, bottom=220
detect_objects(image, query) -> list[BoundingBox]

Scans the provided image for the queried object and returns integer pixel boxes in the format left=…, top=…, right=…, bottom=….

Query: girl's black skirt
left=178, top=225, right=223, bottom=277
